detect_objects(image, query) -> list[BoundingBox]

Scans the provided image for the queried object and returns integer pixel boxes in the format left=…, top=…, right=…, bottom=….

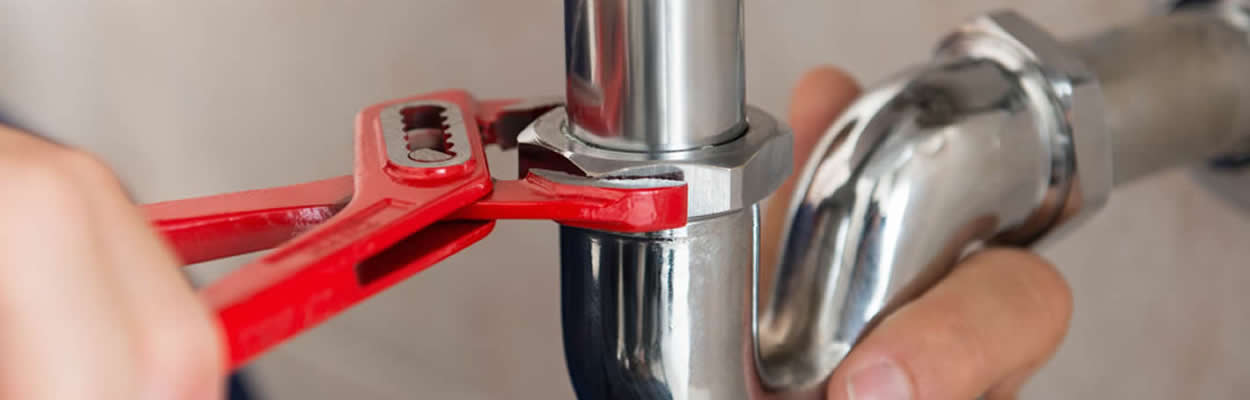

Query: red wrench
left=144, top=90, right=687, bottom=369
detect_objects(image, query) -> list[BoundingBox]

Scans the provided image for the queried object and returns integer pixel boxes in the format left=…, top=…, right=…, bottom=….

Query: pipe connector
left=940, top=11, right=1114, bottom=223
left=518, top=107, right=792, bottom=218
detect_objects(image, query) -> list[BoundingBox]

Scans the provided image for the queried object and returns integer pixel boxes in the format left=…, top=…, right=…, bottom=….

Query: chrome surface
left=564, top=0, right=747, bottom=152
left=487, top=97, right=563, bottom=149
left=529, top=168, right=687, bottom=190
left=554, top=2, right=790, bottom=399
left=560, top=207, right=762, bottom=400
left=550, top=1, right=1250, bottom=398
left=518, top=107, right=792, bottom=218
left=760, top=12, right=1111, bottom=393
left=379, top=100, right=472, bottom=168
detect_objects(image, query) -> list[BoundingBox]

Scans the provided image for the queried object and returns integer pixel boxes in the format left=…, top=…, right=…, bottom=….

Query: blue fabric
left=0, top=110, right=33, bottom=135
left=1173, top=0, right=1217, bottom=10
left=0, top=109, right=15, bottom=128
left=229, top=372, right=257, bottom=400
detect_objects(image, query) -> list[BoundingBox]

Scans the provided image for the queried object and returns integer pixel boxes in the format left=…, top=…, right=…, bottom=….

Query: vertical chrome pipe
left=528, top=103, right=790, bottom=399
left=550, top=1, right=792, bottom=400
left=560, top=208, right=762, bottom=400
left=564, top=0, right=747, bottom=151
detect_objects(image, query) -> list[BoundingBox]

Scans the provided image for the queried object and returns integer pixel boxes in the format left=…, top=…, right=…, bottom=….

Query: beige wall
left=4, top=1, right=1249, bottom=398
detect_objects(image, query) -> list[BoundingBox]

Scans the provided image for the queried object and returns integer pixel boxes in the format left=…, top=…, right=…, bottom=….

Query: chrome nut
left=518, top=107, right=793, bottom=218
left=937, top=10, right=1114, bottom=230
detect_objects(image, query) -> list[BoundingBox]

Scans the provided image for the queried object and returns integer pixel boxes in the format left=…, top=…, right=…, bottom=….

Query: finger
left=0, top=127, right=224, bottom=399
left=761, top=66, right=860, bottom=295
left=826, top=249, right=1074, bottom=400
left=787, top=66, right=862, bottom=156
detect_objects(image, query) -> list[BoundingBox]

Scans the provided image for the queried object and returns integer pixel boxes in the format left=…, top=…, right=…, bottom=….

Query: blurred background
left=3, top=0, right=1250, bottom=398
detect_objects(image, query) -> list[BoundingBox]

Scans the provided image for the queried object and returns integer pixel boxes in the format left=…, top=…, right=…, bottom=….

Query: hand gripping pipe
left=529, top=1, right=1250, bottom=399
left=765, top=1, right=1250, bottom=398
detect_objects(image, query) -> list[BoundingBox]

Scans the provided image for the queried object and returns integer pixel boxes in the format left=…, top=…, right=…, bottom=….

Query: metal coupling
left=518, top=107, right=792, bottom=218
left=935, top=10, right=1115, bottom=229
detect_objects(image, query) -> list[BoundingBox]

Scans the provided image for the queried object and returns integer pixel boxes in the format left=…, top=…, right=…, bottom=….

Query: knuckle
left=0, top=146, right=119, bottom=192
left=0, top=149, right=94, bottom=212
left=48, top=147, right=123, bottom=189
left=0, top=148, right=130, bottom=224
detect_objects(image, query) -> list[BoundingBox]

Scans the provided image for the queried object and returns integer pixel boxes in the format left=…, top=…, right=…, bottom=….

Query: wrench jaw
left=478, top=97, right=563, bottom=150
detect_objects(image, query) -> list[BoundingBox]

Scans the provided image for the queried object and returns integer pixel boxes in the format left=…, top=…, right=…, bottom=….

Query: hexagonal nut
left=518, top=107, right=793, bottom=219
left=937, top=10, right=1113, bottom=226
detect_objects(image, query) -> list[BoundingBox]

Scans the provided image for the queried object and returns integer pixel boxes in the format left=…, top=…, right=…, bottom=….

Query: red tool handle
left=147, top=172, right=687, bottom=266
left=147, top=172, right=685, bottom=369
left=152, top=90, right=499, bottom=368
left=144, top=91, right=688, bottom=370
left=147, top=177, right=353, bottom=264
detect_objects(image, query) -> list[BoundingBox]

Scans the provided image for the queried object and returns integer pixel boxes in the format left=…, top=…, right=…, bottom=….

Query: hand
left=762, top=67, right=1075, bottom=400
left=0, top=127, right=224, bottom=399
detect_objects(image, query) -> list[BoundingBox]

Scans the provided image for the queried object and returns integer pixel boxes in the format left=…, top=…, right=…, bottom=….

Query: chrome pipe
left=548, top=1, right=1250, bottom=399
left=760, top=52, right=1093, bottom=393
left=560, top=207, right=762, bottom=400
left=564, top=0, right=747, bottom=152
left=550, top=2, right=790, bottom=399
left=1070, top=7, right=1250, bottom=185
left=525, top=103, right=790, bottom=400
left=763, top=3, right=1250, bottom=397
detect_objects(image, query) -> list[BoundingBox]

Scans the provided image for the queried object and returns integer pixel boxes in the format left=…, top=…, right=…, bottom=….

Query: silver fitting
left=937, top=11, right=1113, bottom=232
left=518, top=107, right=792, bottom=218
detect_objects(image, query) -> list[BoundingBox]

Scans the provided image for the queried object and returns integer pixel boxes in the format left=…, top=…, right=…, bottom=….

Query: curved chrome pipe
left=760, top=4, right=1250, bottom=395
left=758, top=38, right=1101, bottom=391
left=757, top=11, right=1112, bottom=393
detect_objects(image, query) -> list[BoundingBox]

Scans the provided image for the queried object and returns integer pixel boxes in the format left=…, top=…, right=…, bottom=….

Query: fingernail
left=847, top=360, right=912, bottom=400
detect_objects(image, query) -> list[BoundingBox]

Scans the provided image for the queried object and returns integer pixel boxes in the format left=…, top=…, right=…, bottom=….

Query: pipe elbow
left=757, top=13, right=1113, bottom=392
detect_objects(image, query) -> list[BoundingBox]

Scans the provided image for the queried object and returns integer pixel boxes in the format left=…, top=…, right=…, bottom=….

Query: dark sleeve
left=0, top=109, right=30, bottom=133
